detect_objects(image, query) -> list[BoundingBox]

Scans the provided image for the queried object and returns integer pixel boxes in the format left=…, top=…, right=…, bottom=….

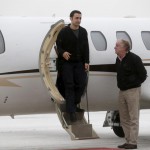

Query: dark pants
left=56, top=72, right=65, bottom=98
left=56, top=58, right=65, bottom=98
left=62, top=61, right=86, bottom=113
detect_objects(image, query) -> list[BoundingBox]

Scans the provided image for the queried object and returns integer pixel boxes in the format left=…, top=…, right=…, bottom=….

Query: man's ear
left=70, top=17, right=73, bottom=21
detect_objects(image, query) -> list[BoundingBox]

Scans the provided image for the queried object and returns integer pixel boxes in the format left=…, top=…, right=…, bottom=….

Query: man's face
left=114, top=40, right=126, bottom=55
left=70, top=13, right=81, bottom=27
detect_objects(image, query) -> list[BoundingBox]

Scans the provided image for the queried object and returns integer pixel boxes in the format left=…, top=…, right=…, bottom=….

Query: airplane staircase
left=55, top=103, right=99, bottom=140
left=39, top=19, right=99, bottom=140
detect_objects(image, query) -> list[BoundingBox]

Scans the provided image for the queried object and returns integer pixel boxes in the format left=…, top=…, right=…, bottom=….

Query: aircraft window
left=0, top=31, right=5, bottom=54
left=141, top=31, right=150, bottom=50
left=91, top=31, right=107, bottom=51
left=116, top=31, right=132, bottom=50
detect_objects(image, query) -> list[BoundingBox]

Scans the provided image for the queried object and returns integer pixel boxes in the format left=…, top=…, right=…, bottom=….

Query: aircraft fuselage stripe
left=0, top=63, right=149, bottom=75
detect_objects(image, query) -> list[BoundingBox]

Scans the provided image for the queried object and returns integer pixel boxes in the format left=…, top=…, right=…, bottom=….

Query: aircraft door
left=39, top=20, right=99, bottom=140
left=39, top=20, right=65, bottom=104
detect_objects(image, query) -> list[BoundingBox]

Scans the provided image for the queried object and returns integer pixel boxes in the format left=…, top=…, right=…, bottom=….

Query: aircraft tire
left=112, top=111, right=125, bottom=138
left=112, top=126, right=125, bottom=138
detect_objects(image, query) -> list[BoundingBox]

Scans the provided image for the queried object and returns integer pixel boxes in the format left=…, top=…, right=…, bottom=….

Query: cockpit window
left=91, top=31, right=107, bottom=51
left=116, top=31, right=132, bottom=50
left=141, top=31, right=150, bottom=50
left=0, top=31, right=5, bottom=54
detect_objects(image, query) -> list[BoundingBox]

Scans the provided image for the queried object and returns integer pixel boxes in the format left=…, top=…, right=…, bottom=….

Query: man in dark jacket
left=115, top=39, right=147, bottom=149
left=56, top=10, right=89, bottom=122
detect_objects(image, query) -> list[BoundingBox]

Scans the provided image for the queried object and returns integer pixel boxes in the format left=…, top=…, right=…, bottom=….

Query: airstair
left=55, top=103, right=99, bottom=140
left=39, top=19, right=99, bottom=140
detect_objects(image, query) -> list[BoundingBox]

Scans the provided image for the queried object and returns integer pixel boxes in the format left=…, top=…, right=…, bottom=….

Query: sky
left=0, top=0, right=150, bottom=18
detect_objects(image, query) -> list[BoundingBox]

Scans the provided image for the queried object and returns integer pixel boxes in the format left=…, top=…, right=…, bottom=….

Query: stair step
left=63, top=112, right=84, bottom=125
left=58, top=103, right=66, bottom=112
left=69, top=124, right=92, bottom=138
left=55, top=103, right=99, bottom=140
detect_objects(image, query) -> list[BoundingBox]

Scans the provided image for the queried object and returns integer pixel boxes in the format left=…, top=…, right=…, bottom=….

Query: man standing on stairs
left=56, top=10, right=89, bottom=122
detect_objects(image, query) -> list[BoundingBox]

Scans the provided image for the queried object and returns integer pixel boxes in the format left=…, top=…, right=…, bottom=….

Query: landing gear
left=112, top=111, right=124, bottom=137
left=103, top=110, right=125, bottom=138
left=112, top=126, right=124, bottom=138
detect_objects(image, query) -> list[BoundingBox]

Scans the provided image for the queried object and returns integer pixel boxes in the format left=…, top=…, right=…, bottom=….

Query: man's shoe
left=118, top=143, right=128, bottom=148
left=76, top=107, right=84, bottom=112
left=124, top=144, right=137, bottom=149
left=70, top=113, right=77, bottom=122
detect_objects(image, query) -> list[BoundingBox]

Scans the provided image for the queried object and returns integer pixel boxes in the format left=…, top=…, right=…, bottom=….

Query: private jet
left=0, top=17, right=150, bottom=139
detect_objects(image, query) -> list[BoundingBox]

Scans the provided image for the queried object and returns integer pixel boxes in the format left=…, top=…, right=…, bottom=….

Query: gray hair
left=120, top=39, right=130, bottom=52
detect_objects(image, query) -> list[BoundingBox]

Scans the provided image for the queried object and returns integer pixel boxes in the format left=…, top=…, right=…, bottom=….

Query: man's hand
left=63, top=52, right=71, bottom=60
left=85, top=63, right=89, bottom=71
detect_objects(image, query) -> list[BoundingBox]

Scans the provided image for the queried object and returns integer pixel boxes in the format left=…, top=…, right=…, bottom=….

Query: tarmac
left=0, top=110, right=149, bottom=150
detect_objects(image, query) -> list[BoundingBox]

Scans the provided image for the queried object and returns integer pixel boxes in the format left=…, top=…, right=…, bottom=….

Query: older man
left=114, top=39, right=147, bottom=149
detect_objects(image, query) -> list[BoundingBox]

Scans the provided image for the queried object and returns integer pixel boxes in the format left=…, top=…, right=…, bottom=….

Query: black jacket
left=56, top=24, right=89, bottom=63
left=116, top=52, right=147, bottom=91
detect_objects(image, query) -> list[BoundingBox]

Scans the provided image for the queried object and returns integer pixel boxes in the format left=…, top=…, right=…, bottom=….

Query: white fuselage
left=0, top=17, right=150, bottom=116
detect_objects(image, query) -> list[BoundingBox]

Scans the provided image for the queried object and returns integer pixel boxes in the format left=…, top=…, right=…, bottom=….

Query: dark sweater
left=56, top=24, right=89, bottom=63
left=116, top=52, right=147, bottom=91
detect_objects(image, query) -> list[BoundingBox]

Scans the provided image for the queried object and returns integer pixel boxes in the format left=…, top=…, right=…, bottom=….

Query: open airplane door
left=39, top=20, right=65, bottom=104
left=39, top=20, right=99, bottom=140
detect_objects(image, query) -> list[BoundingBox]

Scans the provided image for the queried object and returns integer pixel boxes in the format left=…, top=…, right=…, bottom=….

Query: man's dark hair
left=70, top=10, right=81, bottom=17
